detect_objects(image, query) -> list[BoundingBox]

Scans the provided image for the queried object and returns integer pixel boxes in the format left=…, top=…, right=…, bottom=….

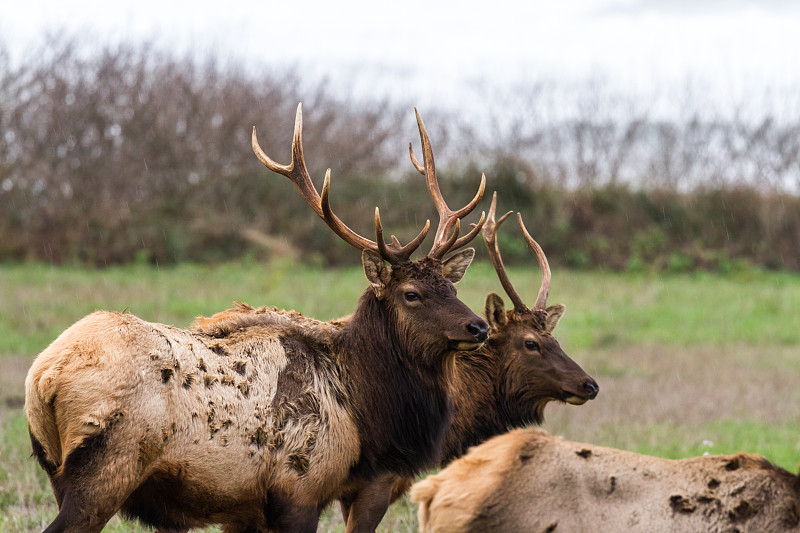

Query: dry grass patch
left=547, top=344, right=800, bottom=469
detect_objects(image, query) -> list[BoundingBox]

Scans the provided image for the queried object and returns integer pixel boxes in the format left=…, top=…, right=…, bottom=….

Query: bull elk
left=412, top=428, right=800, bottom=532
left=327, top=192, right=600, bottom=523
left=25, top=104, right=489, bottom=533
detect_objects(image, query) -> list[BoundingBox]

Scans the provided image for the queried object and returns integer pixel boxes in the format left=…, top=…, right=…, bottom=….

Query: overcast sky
left=6, top=0, right=800, bottom=111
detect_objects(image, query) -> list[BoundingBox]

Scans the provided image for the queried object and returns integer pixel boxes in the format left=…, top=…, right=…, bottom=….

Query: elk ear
left=544, top=304, right=565, bottom=333
left=442, top=248, right=475, bottom=283
left=485, top=292, right=508, bottom=331
left=362, top=249, right=393, bottom=298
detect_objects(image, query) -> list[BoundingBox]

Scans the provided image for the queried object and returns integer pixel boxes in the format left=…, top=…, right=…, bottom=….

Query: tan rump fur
left=411, top=428, right=800, bottom=533
left=26, top=309, right=361, bottom=518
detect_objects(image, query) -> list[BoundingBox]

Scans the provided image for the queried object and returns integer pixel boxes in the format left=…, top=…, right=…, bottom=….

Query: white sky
left=5, top=0, right=800, bottom=111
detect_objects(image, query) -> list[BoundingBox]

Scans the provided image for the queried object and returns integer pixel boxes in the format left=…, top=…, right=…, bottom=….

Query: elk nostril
left=467, top=320, right=489, bottom=342
left=583, top=379, right=599, bottom=399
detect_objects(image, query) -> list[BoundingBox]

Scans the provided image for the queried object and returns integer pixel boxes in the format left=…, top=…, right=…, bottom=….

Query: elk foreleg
left=343, top=473, right=399, bottom=533
left=263, top=490, right=323, bottom=533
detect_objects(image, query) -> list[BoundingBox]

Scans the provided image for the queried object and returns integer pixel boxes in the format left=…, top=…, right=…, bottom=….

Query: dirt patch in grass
left=546, top=344, right=800, bottom=469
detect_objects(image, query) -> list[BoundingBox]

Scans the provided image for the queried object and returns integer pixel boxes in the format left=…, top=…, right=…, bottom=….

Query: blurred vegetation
left=3, top=261, right=799, bottom=357
left=2, top=35, right=800, bottom=270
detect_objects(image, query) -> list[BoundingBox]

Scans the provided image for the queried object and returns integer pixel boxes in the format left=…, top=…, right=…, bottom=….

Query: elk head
left=482, top=193, right=599, bottom=412
left=252, top=104, right=489, bottom=359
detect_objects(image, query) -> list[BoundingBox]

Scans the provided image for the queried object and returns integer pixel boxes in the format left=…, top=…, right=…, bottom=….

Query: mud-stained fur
left=412, top=428, right=800, bottom=533
left=26, top=251, right=487, bottom=532
left=199, top=293, right=599, bottom=527
left=27, top=309, right=355, bottom=531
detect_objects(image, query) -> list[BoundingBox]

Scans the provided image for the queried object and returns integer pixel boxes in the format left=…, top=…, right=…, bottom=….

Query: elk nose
left=583, top=379, right=599, bottom=400
left=467, top=320, right=489, bottom=343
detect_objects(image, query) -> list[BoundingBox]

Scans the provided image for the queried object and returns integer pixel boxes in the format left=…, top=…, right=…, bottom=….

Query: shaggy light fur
left=26, top=308, right=359, bottom=527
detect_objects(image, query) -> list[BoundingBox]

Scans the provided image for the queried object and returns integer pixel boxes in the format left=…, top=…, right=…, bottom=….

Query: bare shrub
left=0, top=35, right=408, bottom=265
left=2, top=34, right=800, bottom=270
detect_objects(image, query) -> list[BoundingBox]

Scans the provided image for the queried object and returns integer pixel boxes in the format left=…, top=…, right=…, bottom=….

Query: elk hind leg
left=29, top=429, right=65, bottom=507
left=43, top=430, right=142, bottom=533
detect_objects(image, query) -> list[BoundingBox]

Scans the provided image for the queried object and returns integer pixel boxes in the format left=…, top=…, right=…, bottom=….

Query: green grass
left=0, top=259, right=412, bottom=355
left=1, top=260, right=798, bottom=531
left=3, top=261, right=799, bottom=356
left=580, top=419, right=800, bottom=469
left=552, top=268, right=800, bottom=349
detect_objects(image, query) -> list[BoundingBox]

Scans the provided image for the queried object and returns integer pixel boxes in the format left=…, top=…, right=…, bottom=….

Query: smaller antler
left=409, top=109, right=486, bottom=259
left=481, top=192, right=528, bottom=314
left=253, top=103, right=430, bottom=264
left=481, top=193, right=553, bottom=314
left=516, top=213, right=551, bottom=311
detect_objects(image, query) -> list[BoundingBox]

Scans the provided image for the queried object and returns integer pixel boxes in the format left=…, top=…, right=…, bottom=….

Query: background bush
left=2, top=35, right=799, bottom=270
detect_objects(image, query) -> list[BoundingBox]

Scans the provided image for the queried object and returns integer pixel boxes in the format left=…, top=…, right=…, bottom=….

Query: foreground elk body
left=335, top=193, right=599, bottom=519
left=25, top=105, right=489, bottom=533
left=412, top=428, right=800, bottom=533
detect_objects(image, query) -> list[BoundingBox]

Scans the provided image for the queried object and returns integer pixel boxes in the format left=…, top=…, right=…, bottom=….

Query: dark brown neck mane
left=443, top=342, right=548, bottom=464
left=337, top=286, right=453, bottom=479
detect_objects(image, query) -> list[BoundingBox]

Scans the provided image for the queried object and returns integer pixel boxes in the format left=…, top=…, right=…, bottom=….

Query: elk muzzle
left=562, top=377, right=600, bottom=405
left=449, top=318, right=489, bottom=351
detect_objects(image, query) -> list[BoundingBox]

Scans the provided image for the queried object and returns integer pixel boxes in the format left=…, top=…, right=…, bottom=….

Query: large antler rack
left=481, top=192, right=552, bottom=315
left=408, top=109, right=486, bottom=259
left=252, top=103, right=430, bottom=265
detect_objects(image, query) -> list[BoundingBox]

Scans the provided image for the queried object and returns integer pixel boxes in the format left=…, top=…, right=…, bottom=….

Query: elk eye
left=404, top=291, right=421, bottom=302
left=525, top=339, right=540, bottom=351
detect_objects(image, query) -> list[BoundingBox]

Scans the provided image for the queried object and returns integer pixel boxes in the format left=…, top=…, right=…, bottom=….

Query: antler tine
left=408, top=142, right=425, bottom=176
left=413, top=108, right=486, bottom=259
left=372, top=206, right=432, bottom=264
left=321, top=173, right=431, bottom=264
left=409, top=141, right=425, bottom=175
left=415, top=139, right=487, bottom=239
left=318, top=170, right=379, bottom=252
left=255, top=103, right=430, bottom=264
left=395, top=216, right=432, bottom=261
left=481, top=192, right=529, bottom=315
left=252, top=103, right=323, bottom=219
left=516, top=212, right=552, bottom=311
left=251, top=103, right=375, bottom=251
left=453, top=210, right=486, bottom=250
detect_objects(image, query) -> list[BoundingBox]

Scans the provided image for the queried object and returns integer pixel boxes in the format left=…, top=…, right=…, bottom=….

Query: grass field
left=1, top=260, right=798, bottom=532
